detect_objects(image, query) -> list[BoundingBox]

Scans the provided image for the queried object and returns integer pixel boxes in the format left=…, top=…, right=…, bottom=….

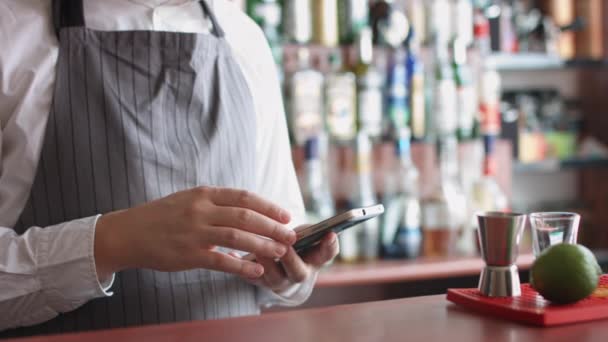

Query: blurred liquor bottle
left=405, top=29, right=426, bottom=141
left=422, top=136, right=467, bottom=257
left=385, top=48, right=410, bottom=139
left=313, top=0, right=339, bottom=46
left=423, top=43, right=437, bottom=142
left=381, top=129, right=422, bottom=259
left=460, top=135, right=508, bottom=255
left=407, top=0, right=428, bottom=46
left=471, top=135, right=508, bottom=214
left=338, top=132, right=379, bottom=262
left=433, top=44, right=458, bottom=137
left=246, top=0, right=274, bottom=25
left=454, top=0, right=474, bottom=47
left=430, top=0, right=453, bottom=45
left=451, top=37, right=477, bottom=141
left=246, top=0, right=283, bottom=67
left=499, top=1, right=517, bottom=52
left=369, top=0, right=410, bottom=48
left=478, top=59, right=501, bottom=136
left=303, top=134, right=336, bottom=223
left=353, top=131, right=380, bottom=261
left=473, top=2, right=491, bottom=56
left=325, top=51, right=357, bottom=142
left=285, top=48, right=324, bottom=146
left=338, top=0, right=369, bottom=45
left=353, top=27, right=384, bottom=139
left=283, top=0, right=313, bottom=44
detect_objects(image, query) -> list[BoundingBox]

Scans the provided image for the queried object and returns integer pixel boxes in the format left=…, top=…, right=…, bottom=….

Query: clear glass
left=529, top=212, right=580, bottom=257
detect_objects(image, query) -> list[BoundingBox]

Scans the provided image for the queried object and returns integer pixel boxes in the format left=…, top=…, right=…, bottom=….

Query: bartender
left=0, top=0, right=339, bottom=337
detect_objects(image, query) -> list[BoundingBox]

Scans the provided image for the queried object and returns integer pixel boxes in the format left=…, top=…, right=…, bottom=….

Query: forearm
left=0, top=216, right=113, bottom=331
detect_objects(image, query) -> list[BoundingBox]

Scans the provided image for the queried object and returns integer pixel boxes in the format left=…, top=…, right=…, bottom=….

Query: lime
left=530, top=244, right=602, bottom=305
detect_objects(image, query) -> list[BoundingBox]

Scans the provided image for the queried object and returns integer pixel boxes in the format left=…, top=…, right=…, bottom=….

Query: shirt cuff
left=256, top=269, right=319, bottom=308
left=91, top=215, right=115, bottom=294
left=38, top=215, right=114, bottom=313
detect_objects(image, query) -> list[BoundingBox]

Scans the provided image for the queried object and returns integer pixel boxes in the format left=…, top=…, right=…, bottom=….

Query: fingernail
left=329, top=234, right=337, bottom=244
left=248, top=264, right=264, bottom=278
left=286, top=230, right=297, bottom=244
left=275, top=245, right=287, bottom=257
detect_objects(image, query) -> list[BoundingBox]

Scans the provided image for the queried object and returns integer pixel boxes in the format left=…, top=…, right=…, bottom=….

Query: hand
left=94, top=187, right=297, bottom=280
left=243, top=229, right=339, bottom=292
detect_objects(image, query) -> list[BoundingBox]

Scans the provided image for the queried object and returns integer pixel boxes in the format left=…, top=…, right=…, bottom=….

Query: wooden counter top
left=11, top=294, right=605, bottom=342
left=316, top=254, right=535, bottom=288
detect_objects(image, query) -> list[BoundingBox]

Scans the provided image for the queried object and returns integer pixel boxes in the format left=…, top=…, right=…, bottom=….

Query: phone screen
left=241, top=205, right=384, bottom=261
left=293, top=205, right=384, bottom=254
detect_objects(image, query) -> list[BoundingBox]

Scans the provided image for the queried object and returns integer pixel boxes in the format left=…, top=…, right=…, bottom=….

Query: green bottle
left=337, top=0, right=369, bottom=45
left=451, top=38, right=477, bottom=141
left=247, top=1, right=283, bottom=69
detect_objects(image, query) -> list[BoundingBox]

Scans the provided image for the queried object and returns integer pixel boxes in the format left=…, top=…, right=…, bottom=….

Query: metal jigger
left=477, top=212, right=527, bottom=297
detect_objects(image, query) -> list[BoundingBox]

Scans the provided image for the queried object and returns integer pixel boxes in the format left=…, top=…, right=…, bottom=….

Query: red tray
left=447, top=274, right=608, bottom=326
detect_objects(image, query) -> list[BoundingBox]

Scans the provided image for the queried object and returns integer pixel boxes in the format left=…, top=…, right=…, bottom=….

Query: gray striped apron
left=5, top=0, right=259, bottom=337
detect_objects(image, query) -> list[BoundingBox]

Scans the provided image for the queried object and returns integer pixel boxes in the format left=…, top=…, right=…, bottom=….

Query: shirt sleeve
left=0, top=216, right=115, bottom=331
left=0, top=2, right=114, bottom=331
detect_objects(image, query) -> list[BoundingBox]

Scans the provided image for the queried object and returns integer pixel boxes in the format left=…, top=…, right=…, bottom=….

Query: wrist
left=94, top=211, right=130, bottom=279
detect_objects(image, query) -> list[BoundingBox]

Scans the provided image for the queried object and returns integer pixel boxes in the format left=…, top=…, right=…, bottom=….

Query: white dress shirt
left=0, top=0, right=313, bottom=331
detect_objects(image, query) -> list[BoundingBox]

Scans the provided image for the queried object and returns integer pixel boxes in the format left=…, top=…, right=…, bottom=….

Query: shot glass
left=529, top=212, right=580, bottom=257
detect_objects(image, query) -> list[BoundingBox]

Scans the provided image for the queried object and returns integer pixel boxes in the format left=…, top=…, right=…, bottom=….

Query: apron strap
left=52, top=0, right=85, bottom=39
left=199, top=0, right=225, bottom=38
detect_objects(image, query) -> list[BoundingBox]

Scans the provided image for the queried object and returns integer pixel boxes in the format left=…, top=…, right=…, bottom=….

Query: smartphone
left=243, top=204, right=384, bottom=261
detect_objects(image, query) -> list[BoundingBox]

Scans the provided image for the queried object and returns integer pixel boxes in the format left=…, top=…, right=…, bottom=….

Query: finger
left=205, top=227, right=288, bottom=259
left=258, top=257, right=289, bottom=291
left=198, top=250, right=264, bottom=279
left=280, top=247, right=310, bottom=283
left=208, top=188, right=291, bottom=224
left=228, top=251, right=261, bottom=281
left=212, top=206, right=296, bottom=245
left=303, top=232, right=339, bottom=268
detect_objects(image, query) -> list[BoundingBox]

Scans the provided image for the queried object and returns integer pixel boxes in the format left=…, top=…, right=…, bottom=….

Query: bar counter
left=10, top=294, right=604, bottom=342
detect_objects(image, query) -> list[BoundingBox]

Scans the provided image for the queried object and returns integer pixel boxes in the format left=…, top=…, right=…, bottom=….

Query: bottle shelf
left=488, top=52, right=608, bottom=71
left=513, top=157, right=608, bottom=173
left=281, top=44, right=608, bottom=72
left=487, top=53, right=564, bottom=71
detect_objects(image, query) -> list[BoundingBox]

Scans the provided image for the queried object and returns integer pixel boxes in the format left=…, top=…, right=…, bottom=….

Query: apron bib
left=6, top=0, right=259, bottom=337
